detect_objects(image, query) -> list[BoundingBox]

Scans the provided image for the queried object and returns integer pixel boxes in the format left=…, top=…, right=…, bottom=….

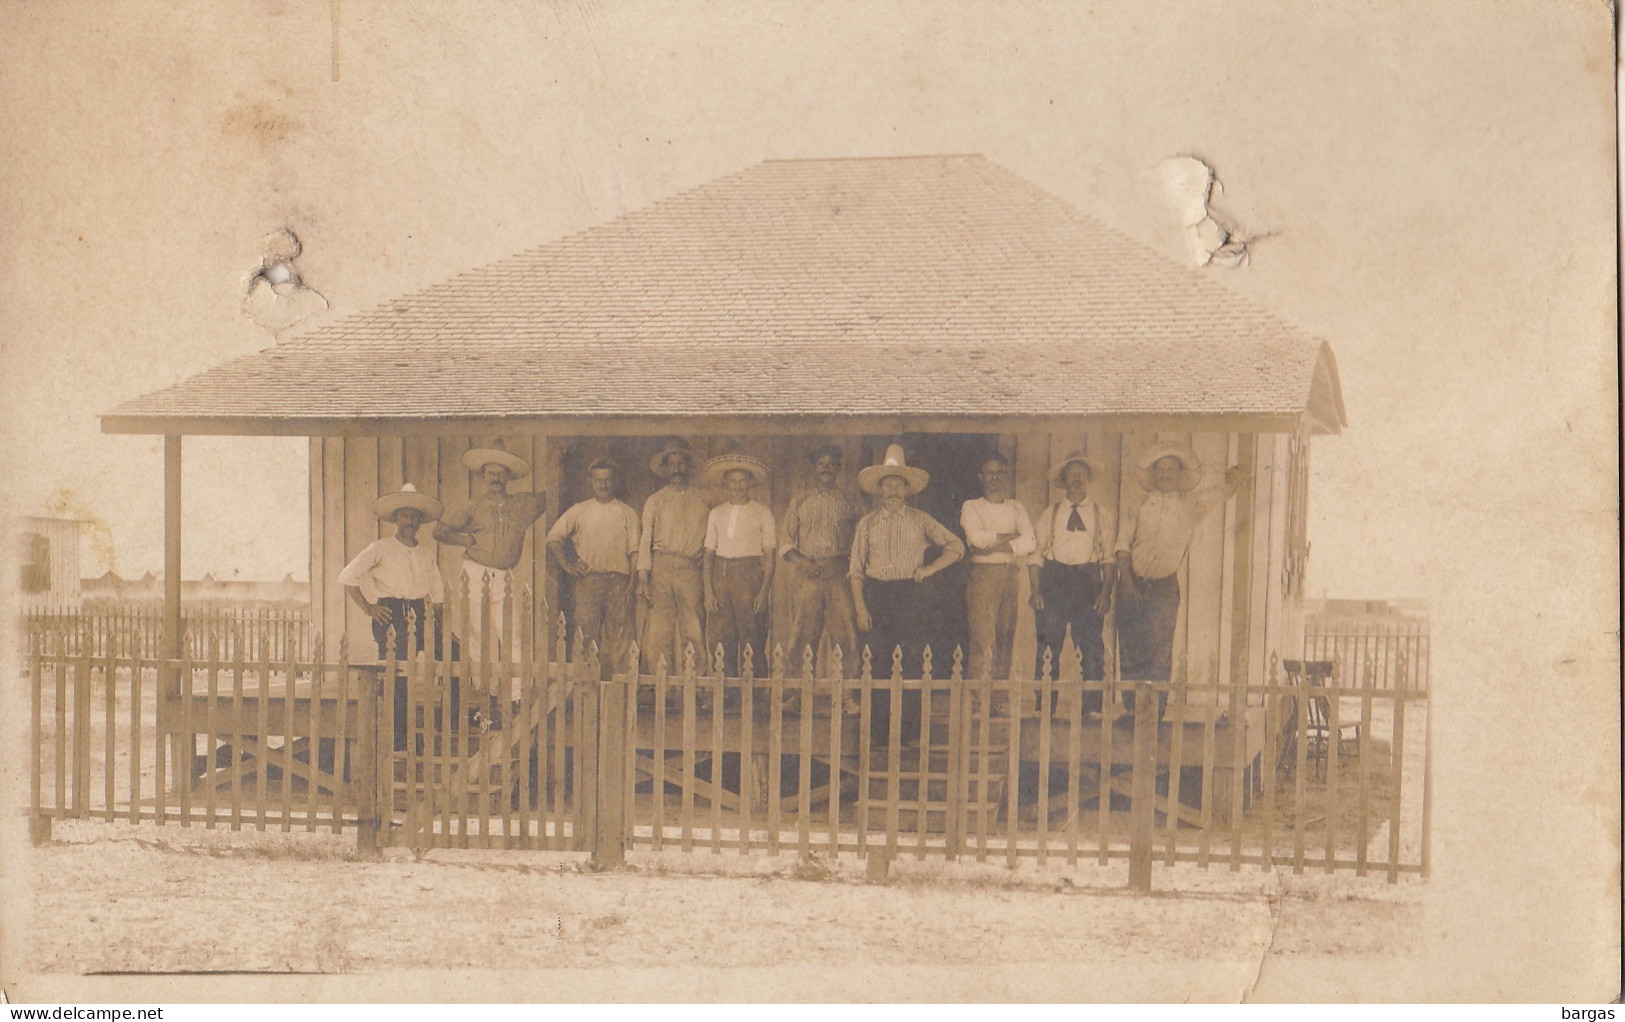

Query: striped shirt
left=637, top=483, right=710, bottom=571
left=780, top=487, right=865, bottom=560
left=849, top=505, right=965, bottom=581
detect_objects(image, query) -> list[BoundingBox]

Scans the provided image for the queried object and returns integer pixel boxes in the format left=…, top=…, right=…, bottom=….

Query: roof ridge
left=760, top=153, right=986, bottom=163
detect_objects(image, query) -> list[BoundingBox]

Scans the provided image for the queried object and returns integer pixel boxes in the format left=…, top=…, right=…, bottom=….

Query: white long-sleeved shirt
left=959, top=498, right=1036, bottom=565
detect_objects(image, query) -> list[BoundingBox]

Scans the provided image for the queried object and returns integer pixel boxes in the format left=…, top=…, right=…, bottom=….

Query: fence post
left=355, top=667, right=382, bottom=857
left=1127, top=680, right=1155, bottom=891
left=590, top=672, right=629, bottom=869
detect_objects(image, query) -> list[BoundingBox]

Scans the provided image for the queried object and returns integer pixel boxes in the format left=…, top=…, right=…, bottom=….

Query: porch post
left=164, top=435, right=187, bottom=790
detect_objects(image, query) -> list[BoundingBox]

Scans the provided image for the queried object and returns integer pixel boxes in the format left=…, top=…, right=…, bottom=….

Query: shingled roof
left=103, top=155, right=1346, bottom=435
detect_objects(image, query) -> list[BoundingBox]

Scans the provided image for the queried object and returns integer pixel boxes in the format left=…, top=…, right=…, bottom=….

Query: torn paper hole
left=243, top=228, right=327, bottom=334
left=1158, top=156, right=1270, bottom=268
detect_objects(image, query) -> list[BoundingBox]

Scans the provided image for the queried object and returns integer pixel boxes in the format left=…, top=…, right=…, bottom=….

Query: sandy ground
left=7, top=818, right=1426, bottom=1003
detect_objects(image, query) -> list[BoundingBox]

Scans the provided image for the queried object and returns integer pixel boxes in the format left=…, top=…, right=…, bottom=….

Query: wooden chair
left=1283, top=659, right=1361, bottom=781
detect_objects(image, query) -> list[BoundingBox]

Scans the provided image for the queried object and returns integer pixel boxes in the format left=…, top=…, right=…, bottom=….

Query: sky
left=0, top=0, right=1618, bottom=998
left=0, top=0, right=1614, bottom=604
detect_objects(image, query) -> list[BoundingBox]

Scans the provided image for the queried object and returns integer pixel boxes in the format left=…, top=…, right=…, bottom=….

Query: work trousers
left=1116, top=570, right=1180, bottom=717
left=459, top=560, right=516, bottom=663
left=708, top=556, right=766, bottom=677
left=965, top=562, right=1021, bottom=681
left=785, top=555, right=858, bottom=677
left=642, top=552, right=704, bottom=672
left=573, top=571, right=633, bottom=679
left=1033, top=560, right=1107, bottom=712
left=861, top=577, right=930, bottom=742
left=371, top=597, right=460, bottom=752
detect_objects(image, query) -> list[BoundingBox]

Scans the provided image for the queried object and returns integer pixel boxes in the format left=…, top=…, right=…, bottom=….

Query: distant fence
left=27, top=601, right=1431, bottom=888
left=1304, top=618, right=1429, bottom=692
left=24, top=606, right=312, bottom=663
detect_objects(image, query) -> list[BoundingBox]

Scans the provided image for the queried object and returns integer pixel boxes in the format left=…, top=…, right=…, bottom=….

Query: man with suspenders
left=1028, top=451, right=1117, bottom=712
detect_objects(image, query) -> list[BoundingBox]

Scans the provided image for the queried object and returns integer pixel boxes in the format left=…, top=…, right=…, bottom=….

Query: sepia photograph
left=0, top=0, right=1617, bottom=1005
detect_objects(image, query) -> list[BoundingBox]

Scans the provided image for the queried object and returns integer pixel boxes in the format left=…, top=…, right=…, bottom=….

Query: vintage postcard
left=0, top=0, right=1617, bottom=1004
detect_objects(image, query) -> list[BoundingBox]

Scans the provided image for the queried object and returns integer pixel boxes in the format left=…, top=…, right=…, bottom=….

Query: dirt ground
left=6, top=818, right=1426, bottom=1002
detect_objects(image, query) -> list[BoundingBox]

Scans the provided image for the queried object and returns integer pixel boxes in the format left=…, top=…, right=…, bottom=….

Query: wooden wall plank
left=343, top=436, right=380, bottom=653
left=1011, top=430, right=1049, bottom=680
left=1184, top=432, right=1231, bottom=707
left=1227, top=434, right=1258, bottom=713
left=376, top=437, right=404, bottom=543
left=320, top=438, right=347, bottom=657
left=309, top=439, right=325, bottom=650
left=1260, top=433, right=1292, bottom=673
left=1247, top=434, right=1277, bottom=701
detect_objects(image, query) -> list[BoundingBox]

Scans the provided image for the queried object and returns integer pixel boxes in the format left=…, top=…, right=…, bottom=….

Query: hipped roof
left=103, top=155, right=1346, bottom=436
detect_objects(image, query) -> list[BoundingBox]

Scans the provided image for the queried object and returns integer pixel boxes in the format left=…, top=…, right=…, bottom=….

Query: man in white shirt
left=545, top=457, right=641, bottom=678
left=1115, top=443, right=1243, bottom=715
left=338, top=483, right=454, bottom=749
left=1029, top=452, right=1116, bottom=709
left=959, top=453, right=1036, bottom=680
left=701, top=453, right=776, bottom=677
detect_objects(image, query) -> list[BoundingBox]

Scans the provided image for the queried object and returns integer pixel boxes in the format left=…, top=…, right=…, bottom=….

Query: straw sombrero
left=648, top=438, right=696, bottom=477
left=1134, top=443, right=1203, bottom=493
left=371, top=483, right=443, bottom=521
left=703, top=452, right=770, bottom=487
left=1046, top=450, right=1099, bottom=484
left=461, top=439, right=530, bottom=480
left=857, top=444, right=929, bottom=496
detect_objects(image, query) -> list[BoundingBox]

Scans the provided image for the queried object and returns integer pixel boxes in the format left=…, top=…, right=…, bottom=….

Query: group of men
left=340, top=436, right=1242, bottom=731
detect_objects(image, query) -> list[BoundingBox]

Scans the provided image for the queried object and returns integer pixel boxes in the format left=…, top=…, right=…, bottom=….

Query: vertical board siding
left=1184, top=432, right=1231, bottom=708
left=343, top=437, right=380, bottom=650
left=320, top=438, right=347, bottom=656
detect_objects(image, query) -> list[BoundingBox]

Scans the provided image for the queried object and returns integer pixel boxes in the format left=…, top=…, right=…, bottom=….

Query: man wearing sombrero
left=339, top=484, right=455, bottom=749
left=849, top=445, right=964, bottom=738
left=637, top=438, right=710, bottom=671
left=1029, top=450, right=1116, bottom=705
left=432, top=439, right=547, bottom=661
left=701, top=452, right=776, bottom=677
left=1114, top=443, right=1244, bottom=712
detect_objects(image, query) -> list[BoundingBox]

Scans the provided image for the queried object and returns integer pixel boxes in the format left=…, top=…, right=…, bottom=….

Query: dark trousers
left=1033, top=561, right=1107, bottom=711
left=371, top=597, right=461, bottom=752
left=708, top=556, right=766, bottom=676
left=862, top=577, right=930, bottom=742
left=1116, top=571, right=1180, bottom=717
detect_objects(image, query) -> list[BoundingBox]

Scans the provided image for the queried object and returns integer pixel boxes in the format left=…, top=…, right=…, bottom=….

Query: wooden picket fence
left=1304, top=617, right=1429, bottom=692
left=25, top=605, right=312, bottom=663
left=26, top=600, right=1431, bottom=887
left=26, top=626, right=382, bottom=840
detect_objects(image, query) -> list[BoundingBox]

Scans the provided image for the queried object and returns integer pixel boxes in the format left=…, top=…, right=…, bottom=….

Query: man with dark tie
left=1028, top=451, right=1116, bottom=710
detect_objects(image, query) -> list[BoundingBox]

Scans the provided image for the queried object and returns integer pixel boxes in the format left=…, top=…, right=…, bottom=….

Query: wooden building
left=102, top=155, right=1345, bottom=697
left=14, top=515, right=86, bottom=610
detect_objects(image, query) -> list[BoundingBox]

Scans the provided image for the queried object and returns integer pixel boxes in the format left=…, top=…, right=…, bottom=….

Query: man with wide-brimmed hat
left=433, top=439, right=547, bottom=661
left=960, top=451, right=1036, bottom=681
left=850, top=444, right=964, bottom=740
left=637, top=438, right=710, bottom=671
left=545, top=457, right=640, bottom=678
left=339, top=483, right=457, bottom=749
left=1114, top=443, right=1244, bottom=711
left=701, top=452, right=776, bottom=677
left=780, top=444, right=865, bottom=676
left=1029, top=450, right=1117, bottom=707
